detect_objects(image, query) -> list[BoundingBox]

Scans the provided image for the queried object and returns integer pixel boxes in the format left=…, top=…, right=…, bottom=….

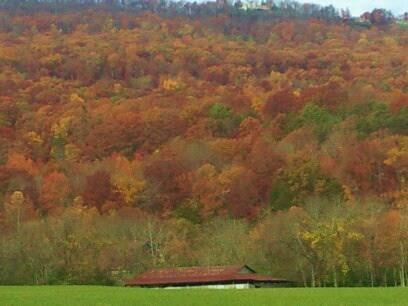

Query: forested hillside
left=0, top=3, right=407, bottom=287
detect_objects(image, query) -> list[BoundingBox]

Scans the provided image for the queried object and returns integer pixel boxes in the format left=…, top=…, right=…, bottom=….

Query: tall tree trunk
left=333, top=267, right=338, bottom=287
left=369, top=262, right=375, bottom=287
left=311, top=265, right=315, bottom=287
left=147, top=222, right=156, bottom=265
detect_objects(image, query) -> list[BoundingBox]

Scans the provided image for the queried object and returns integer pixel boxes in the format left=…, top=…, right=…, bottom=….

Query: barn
left=124, top=264, right=292, bottom=289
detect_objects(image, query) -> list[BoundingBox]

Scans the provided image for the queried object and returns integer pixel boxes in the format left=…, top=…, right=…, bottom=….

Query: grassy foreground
left=0, top=286, right=407, bottom=306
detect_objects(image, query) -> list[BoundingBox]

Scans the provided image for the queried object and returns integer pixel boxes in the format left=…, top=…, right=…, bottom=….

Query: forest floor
left=0, top=286, right=407, bottom=306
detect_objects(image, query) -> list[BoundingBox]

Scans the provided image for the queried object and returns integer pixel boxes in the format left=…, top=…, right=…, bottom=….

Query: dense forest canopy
left=0, top=2, right=407, bottom=287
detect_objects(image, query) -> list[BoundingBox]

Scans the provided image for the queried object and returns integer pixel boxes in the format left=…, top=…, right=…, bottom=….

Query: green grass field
left=0, top=286, right=407, bottom=306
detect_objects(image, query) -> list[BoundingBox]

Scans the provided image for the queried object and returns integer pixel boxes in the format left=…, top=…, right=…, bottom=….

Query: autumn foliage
left=0, top=6, right=407, bottom=286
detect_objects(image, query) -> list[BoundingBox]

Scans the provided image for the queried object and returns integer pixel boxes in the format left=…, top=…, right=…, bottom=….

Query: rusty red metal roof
left=124, top=264, right=290, bottom=286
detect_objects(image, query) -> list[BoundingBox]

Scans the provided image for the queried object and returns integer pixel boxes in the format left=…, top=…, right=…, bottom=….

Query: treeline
left=1, top=197, right=407, bottom=287
left=0, top=0, right=402, bottom=26
left=0, top=0, right=342, bottom=22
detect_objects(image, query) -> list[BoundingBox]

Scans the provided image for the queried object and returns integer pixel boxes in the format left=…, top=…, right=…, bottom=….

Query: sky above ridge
left=295, top=0, right=407, bottom=16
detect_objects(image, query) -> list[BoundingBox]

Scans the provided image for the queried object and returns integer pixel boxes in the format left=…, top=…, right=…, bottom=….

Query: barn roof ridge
left=124, top=263, right=291, bottom=287
left=146, top=263, right=249, bottom=272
